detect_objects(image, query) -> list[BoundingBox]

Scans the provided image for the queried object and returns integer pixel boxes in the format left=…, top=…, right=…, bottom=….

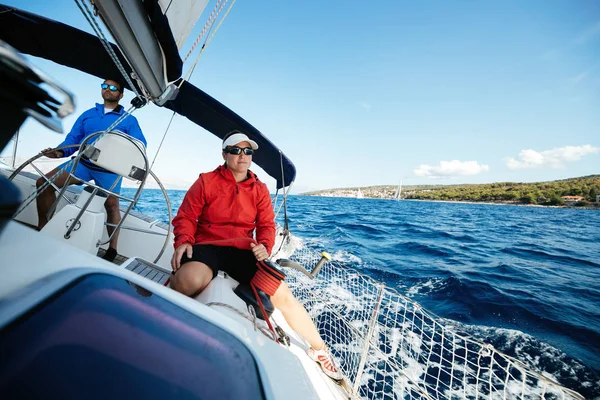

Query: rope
left=73, top=0, right=143, bottom=99
left=181, top=0, right=226, bottom=64
left=178, top=0, right=238, bottom=87
left=250, top=283, right=278, bottom=342
left=251, top=261, right=284, bottom=296
left=73, top=1, right=145, bottom=143
left=189, top=237, right=284, bottom=341
left=250, top=259, right=285, bottom=343
left=170, top=238, right=285, bottom=345
left=205, top=302, right=277, bottom=341
left=149, top=110, right=177, bottom=171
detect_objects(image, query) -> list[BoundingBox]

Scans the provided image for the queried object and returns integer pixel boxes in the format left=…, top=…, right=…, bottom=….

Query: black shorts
left=179, top=245, right=258, bottom=285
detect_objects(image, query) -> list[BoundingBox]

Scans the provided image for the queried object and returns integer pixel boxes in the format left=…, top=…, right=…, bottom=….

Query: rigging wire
left=74, top=0, right=144, bottom=100
left=179, top=0, right=238, bottom=88
left=181, top=0, right=226, bottom=65
left=149, top=110, right=177, bottom=172
left=152, top=0, right=238, bottom=167
left=74, top=0, right=148, bottom=146
left=279, top=150, right=290, bottom=233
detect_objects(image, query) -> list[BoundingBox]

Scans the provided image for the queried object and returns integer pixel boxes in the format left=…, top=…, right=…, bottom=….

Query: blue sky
left=2, top=0, right=599, bottom=192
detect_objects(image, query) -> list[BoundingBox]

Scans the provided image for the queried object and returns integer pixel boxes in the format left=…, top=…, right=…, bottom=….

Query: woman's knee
left=172, top=263, right=213, bottom=296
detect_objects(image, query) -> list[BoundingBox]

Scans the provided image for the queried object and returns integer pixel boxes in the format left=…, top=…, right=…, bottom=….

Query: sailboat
left=0, top=3, right=583, bottom=399
left=356, top=188, right=364, bottom=199
left=393, top=177, right=403, bottom=200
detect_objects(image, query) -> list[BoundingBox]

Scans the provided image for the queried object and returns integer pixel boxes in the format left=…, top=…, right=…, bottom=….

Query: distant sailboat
left=393, top=177, right=403, bottom=200
left=357, top=188, right=364, bottom=199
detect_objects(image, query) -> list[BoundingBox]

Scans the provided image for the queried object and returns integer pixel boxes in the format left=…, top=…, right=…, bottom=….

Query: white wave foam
left=332, top=249, right=363, bottom=264
left=405, top=278, right=444, bottom=297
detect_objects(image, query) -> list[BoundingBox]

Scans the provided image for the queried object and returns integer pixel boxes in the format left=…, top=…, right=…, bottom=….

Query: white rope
left=148, top=0, right=238, bottom=166
left=73, top=0, right=143, bottom=99
left=73, top=1, right=146, bottom=143
left=181, top=0, right=226, bottom=64
left=178, top=0, right=238, bottom=88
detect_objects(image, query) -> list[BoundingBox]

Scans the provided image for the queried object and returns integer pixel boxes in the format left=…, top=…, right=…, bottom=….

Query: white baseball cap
left=222, top=132, right=258, bottom=150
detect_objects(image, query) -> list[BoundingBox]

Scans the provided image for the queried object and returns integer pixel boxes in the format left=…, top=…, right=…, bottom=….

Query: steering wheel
left=8, top=145, right=173, bottom=264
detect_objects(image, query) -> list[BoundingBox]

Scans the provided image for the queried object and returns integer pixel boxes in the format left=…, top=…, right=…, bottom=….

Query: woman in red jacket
left=170, top=132, right=342, bottom=381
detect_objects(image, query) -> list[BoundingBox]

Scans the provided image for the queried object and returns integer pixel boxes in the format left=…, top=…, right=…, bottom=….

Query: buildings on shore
left=310, top=187, right=400, bottom=199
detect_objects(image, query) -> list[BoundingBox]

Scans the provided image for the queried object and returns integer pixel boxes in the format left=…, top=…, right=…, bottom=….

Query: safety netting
left=281, top=240, right=583, bottom=400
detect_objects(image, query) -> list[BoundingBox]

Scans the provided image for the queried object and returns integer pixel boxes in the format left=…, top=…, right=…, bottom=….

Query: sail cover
left=0, top=5, right=296, bottom=189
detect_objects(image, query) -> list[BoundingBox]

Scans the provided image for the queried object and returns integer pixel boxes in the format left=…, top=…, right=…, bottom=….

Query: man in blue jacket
left=36, top=78, right=147, bottom=262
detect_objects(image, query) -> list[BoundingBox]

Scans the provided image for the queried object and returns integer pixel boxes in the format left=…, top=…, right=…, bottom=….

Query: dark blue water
left=126, top=189, right=600, bottom=398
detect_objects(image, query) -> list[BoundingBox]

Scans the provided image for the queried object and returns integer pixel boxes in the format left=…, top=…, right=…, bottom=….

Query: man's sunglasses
left=224, top=146, right=254, bottom=155
left=101, top=83, right=120, bottom=92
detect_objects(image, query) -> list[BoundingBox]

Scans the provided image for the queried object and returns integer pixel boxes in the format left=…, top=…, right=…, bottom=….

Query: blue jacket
left=58, top=103, right=146, bottom=157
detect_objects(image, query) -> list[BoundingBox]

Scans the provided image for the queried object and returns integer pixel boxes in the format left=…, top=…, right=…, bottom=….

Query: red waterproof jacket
left=173, top=165, right=276, bottom=254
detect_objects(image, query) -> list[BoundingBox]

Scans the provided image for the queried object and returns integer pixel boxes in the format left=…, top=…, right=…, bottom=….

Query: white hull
left=0, top=168, right=350, bottom=399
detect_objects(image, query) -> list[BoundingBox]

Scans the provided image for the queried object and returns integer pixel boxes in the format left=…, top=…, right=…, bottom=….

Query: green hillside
left=303, top=175, right=600, bottom=207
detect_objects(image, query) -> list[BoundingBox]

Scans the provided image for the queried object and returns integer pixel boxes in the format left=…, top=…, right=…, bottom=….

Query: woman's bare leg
left=170, top=261, right=214, bottom=297
left=271, top=282, right=325, bottom=350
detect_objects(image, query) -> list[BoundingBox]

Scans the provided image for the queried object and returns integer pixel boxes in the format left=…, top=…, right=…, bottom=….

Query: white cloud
left=506, top=145, right=599, bottom=170
left=413, top=160, right=489, bottom=178
left=359, top=101, right=372, bottom=110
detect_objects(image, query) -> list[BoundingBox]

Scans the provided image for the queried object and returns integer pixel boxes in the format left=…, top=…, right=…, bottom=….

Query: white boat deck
left=0, top=221, right=351, bottom=400
left=119, top=255, right=351, bottom=399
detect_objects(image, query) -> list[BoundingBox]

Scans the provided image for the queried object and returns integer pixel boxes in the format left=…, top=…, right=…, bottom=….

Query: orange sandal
left=307, top=346, right=343, bottom=381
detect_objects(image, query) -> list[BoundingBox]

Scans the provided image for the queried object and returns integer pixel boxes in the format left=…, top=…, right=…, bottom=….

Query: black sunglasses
left=224, top=146, right=254, bottom=155
left=101, top=83, right=120, bottom=92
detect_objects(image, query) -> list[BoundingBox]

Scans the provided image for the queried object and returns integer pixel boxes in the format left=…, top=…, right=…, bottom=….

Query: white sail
left=394, top=177, right=403, bottom=200
left=158, top=0, right=211, bottom=50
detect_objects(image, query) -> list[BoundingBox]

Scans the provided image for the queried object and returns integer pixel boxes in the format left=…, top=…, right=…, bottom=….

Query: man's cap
left=222, top=132, right=258, bottom=150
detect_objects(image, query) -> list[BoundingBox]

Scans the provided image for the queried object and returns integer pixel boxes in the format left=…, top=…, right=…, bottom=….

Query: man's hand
left=250, top=242, right=269, bottom=262
left=40, top=147, right=64, bottom=159
left=171, top=243, right=193, bottom=272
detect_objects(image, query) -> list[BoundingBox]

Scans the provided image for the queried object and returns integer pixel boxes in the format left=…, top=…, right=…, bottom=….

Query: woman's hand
left=250, top=242, right=268, bottom=262
left=171, top=243, right=193, bottom=272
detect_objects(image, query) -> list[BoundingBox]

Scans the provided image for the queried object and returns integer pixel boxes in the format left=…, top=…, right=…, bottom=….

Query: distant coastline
left=301, top=175, right=600, bottom=209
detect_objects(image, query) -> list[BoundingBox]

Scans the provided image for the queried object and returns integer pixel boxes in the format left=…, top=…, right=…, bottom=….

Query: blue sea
left=126, top=189, right=600, bottom=398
